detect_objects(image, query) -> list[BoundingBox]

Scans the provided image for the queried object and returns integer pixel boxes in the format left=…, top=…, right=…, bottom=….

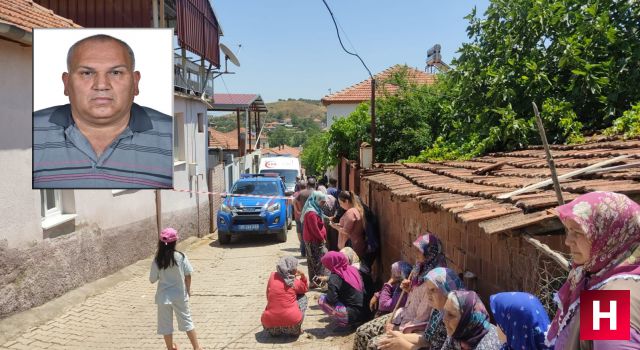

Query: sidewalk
left=0, top=229, right=355, bottom=350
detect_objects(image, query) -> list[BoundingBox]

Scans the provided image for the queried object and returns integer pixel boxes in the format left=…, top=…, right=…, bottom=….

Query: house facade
left=321, top=64, right=436, bottom=128
left=0, top=0, right=224, bottom=318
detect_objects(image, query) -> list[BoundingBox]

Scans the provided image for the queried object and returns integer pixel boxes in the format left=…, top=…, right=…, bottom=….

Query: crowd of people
left=144, top=182, right=640, bottom=350
left=258, top=183, right=640, bottom=350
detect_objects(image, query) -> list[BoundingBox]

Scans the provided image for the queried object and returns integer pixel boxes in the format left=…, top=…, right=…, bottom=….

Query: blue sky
left=210, top=0, right=490, bottom=103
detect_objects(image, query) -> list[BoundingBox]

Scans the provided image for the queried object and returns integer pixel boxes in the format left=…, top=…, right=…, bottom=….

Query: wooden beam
left=479, top=210, right=557, bottom=235
left=473, top=161, right=507, bottom=175
left=497, top=155, right=631, bottom=199
left=523, top=234, right=571, bottom=271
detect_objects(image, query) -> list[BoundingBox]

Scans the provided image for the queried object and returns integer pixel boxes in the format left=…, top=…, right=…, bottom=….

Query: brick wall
left=208, top=164, right=225, bottom=233
left=362, top=178, right=569, bottom=306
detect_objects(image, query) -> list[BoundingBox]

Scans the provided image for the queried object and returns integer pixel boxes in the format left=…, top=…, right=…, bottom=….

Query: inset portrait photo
left=33, top=28, right=174, bottom=189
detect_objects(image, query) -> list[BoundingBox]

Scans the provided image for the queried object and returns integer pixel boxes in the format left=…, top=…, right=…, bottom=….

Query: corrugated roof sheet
left=321, top=64, right=436, bottom=105
left=0, top=0, right=80, bottom=32
left=362, top=137, right=640, bottom=235
left=211, top=94, right=268, bottom=112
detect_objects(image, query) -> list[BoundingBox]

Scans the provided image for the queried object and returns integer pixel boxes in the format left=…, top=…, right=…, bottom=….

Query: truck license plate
left=238, top=224, right=259, bottom=231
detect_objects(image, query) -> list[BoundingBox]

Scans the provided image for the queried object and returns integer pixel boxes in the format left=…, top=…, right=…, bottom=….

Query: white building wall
left=326, top=103, right=359, bottom=129
left=165, top=97, right=209, bottom=214
left=0, top=40, right=42, bottom=248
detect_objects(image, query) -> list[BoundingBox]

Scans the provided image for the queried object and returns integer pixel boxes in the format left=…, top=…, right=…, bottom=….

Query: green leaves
left=300, top=132, right=335, bottom=175
left=306, top=0, right=640, bottom=169
left=415, top=0, right=640, bottom=160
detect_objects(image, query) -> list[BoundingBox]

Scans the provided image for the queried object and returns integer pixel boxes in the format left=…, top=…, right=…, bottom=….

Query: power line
left=320, top=0, right=373, bottom=79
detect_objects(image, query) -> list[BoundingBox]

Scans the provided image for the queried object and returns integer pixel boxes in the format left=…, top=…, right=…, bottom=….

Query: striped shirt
left=33, top=103, right=173, bottom=189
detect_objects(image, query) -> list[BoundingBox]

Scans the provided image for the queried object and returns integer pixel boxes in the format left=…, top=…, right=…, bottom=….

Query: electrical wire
left=321, top=0, right=373, bottom=79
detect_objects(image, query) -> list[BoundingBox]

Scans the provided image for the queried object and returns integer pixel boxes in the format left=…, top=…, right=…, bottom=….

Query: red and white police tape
left=171, top=188, right=293, bottom=200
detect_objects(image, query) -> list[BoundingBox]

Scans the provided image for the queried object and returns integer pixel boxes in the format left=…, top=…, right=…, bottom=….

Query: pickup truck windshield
left=231, top=181, right=280, bottom=196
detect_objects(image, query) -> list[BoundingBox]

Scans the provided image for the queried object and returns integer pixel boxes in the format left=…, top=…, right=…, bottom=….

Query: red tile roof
left=363, top=137, right=640, bottom=236
left=208, top=127, right=247, bottom=150
left=0, top=0, right=80, bottom=32
left=322, top=64, right=436, bottom=105
left=262, top=145, right=301, bottom=158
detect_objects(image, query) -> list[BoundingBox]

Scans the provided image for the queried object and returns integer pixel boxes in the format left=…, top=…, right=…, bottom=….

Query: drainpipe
left=0, top=24, right=33, bottom=46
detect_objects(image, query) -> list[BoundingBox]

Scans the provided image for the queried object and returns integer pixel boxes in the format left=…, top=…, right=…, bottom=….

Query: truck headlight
left=221, top=204, right=231, bottom=213
left=267, top=202, right=280, bottom=212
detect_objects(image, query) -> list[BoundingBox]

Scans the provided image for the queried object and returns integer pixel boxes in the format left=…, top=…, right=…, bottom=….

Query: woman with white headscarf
left=261, top=256, right=308, bottom=336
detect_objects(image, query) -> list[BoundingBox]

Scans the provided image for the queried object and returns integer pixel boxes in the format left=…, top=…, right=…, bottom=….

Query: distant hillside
left=209, top=98, right=327, bottom=132
left=266, top=99, right=326, bottom=122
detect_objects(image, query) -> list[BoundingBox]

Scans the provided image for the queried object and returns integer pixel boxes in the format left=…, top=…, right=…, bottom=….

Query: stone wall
left=0, top=204, right=207, bottom=319
left=361, top=178, right=568, bottom=305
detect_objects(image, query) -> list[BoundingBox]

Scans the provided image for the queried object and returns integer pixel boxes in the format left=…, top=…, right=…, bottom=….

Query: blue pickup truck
left=216, top=173, right=293, bottom=244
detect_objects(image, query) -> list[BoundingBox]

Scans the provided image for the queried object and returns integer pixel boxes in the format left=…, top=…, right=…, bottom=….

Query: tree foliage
left=300, top=132, right=336, bottom=175
left=268, top=126, right=291, bottom=147
left=413, top=0, right=640, bottom=161
left=327, top=103, right=371, bottom=161
left=304, top=0, right=640, bottom=167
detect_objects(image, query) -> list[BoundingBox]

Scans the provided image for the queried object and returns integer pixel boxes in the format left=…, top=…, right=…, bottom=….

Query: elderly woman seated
left=490, top=292, right=552, bottom=350
left=261, top=256, right=309, bottom=336
left=441, top=290, right=501, bottom=350
left=318, top=251, right=367, bottom=329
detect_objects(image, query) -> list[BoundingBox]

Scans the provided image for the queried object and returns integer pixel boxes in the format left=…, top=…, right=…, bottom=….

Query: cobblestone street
left=0, top=227, right=354, bottom=350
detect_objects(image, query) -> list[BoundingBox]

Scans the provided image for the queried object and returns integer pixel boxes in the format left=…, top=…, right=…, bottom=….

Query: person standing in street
left=150, top=228, right=203, bottom=350
left=301, top=191, right=330, bottom=288
left=293, top=179, right=309, bottom=257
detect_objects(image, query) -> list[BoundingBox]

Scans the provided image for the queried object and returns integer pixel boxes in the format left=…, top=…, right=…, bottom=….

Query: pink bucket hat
left=160, top=227, right=179, bottom=244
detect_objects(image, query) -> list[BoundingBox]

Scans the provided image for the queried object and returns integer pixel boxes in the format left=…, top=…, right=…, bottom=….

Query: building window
left=40, top=189, right=77, bottom=233
left=198, top=113, right=205, bottom=133
left=174, top=113, right=186, bottom=163
left=40, top=189, right=61, bottom=218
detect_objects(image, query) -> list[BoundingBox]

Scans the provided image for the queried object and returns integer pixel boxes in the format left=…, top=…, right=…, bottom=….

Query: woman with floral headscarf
left=261, top=256, right=309, bottom=336
left=301, top=190, right=330, bottom=288
left=441, top=290, right=501, bottom=350
left=394, top=234, right=448, bottom=332
left=374, top=267, right=465, bottom=350
left=489, top=292, right=551, bottom=350
left=546, top=191, right=640, bottom=349
left=372, top=261, right=413, bottom=318
left=353, top=233, right=448, bottom=350
left=318, top=251, right=367, bottom=328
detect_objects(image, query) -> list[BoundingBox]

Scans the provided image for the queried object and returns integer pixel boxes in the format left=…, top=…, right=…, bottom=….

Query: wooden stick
left=584, top=162, right=640, bottom=174
left=386, top=271, right=414, bottom=325
left=473, top=161, right=507, bottom=175
left=523, top=234, right=570, bottom=272
left=496, top=155, right=630, bottom=199
left=532, top=102, right=564, bottom=205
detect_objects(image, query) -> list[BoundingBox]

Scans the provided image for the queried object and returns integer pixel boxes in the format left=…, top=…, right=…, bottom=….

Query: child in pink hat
left=150, top=228, right=203, bottom=350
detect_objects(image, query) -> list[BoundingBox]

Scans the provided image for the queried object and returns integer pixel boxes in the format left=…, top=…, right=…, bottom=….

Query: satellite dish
left=220, top=43, right=240, bottom=67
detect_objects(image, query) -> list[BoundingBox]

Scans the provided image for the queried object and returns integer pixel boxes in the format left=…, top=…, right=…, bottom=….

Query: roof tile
left=364, top=137, right=640, bottom=235
left=321, top=64, right=436, bottom=105
left=0, top=0, right=80, bottom=32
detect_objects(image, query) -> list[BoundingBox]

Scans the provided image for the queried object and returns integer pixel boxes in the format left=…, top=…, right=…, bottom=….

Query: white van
left=259, top=156, right=301, bottom=192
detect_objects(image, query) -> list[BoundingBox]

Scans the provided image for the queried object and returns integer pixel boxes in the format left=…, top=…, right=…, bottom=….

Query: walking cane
left=386, top=270, right=415, bottom=326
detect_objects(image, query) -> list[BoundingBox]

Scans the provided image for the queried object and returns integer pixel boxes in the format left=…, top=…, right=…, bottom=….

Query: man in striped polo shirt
left=33, top=34, right=173, bottom=189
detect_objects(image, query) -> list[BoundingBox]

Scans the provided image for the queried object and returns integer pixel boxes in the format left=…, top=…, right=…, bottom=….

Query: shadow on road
left=208, top=233, right=287, bottom=248
left=254, top=329, right=300, bottom=344
left=304, top=325, right=355, bottom=339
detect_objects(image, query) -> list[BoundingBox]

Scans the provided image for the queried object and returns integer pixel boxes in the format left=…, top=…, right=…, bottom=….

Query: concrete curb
left=0, top=235, right=208, bottom=345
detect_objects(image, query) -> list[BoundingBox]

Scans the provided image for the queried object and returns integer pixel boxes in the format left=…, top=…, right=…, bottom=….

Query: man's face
left=62, top=39, right=140, bottom=125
